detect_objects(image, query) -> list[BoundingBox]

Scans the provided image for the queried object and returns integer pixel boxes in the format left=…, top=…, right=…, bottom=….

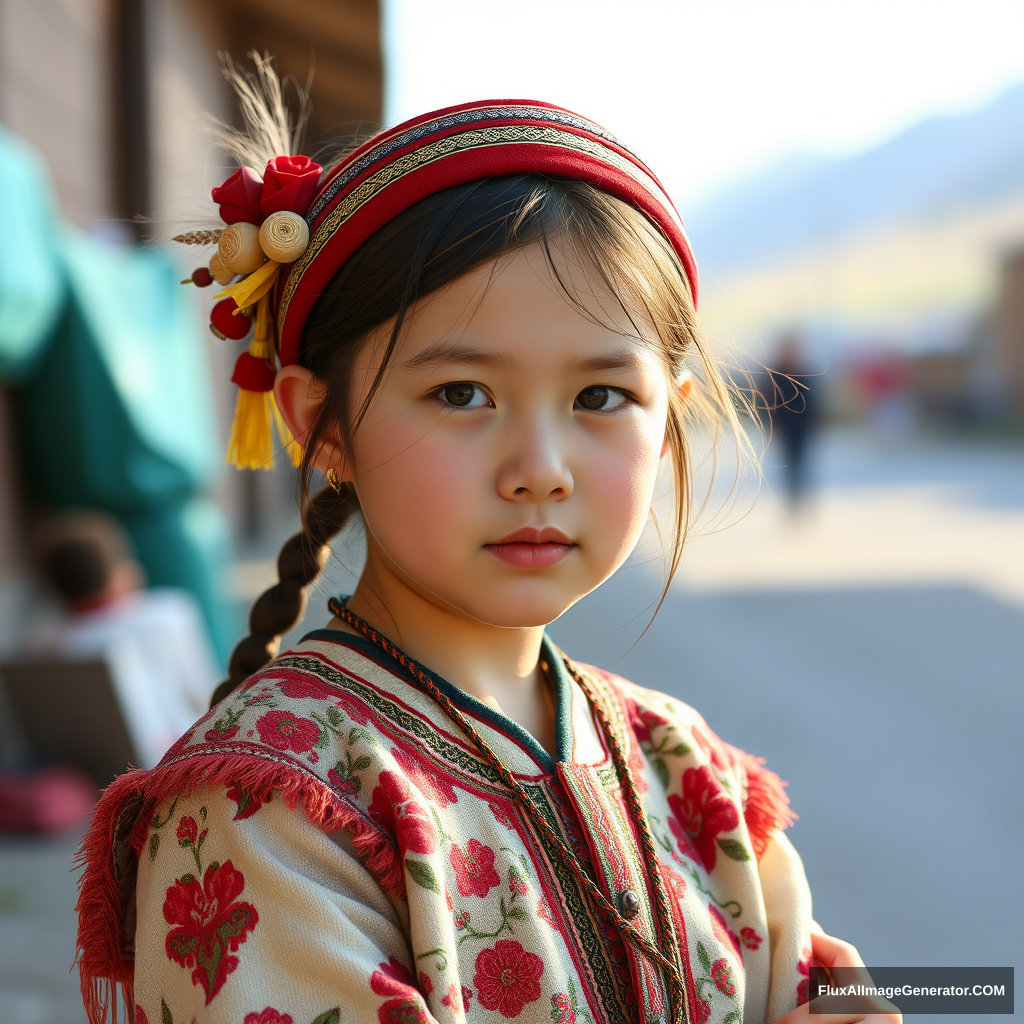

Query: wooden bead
left=218, top=222, right=266, bottom=275
left=208, top=252, right=234, bottom=285
left=259, top=211, right=310, bottom=263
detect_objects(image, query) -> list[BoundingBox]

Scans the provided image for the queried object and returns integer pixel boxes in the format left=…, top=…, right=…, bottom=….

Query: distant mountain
left=686, top=83, right=1024, bottom=271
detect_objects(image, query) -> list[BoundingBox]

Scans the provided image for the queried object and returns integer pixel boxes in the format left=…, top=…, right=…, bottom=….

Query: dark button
left=615, top=888, right=640, bottom=920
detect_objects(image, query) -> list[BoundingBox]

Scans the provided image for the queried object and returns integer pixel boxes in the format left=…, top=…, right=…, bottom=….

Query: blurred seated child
left=28, top=510, right=217, bottom=768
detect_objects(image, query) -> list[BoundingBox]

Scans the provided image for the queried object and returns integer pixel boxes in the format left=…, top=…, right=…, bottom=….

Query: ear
left=274, top=365, right=342, bottom=471
left=661, top=373, right=694, bottom=458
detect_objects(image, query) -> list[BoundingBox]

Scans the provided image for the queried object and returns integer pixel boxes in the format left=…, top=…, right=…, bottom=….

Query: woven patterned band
left=276, top=99, right=699, bottom=367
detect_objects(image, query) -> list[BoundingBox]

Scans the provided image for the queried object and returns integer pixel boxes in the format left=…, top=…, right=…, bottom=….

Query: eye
left=574, top=386, right=629, bottom=412
left=438, top=382, right=491, bottom=409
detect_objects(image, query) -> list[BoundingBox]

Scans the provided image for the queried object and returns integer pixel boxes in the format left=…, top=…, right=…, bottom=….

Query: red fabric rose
left=211, top=166, right=264, bottom=225
left=260, top=156, right=322, bottom=217
left=450, top=839, right=500, bottom=898
left=667, top=765, right=739, bottom=872
left=473, top=939, right=544, bottom=1018
left=255, top=710, right=321, bottom=753
left=391, top=746, right=458, bottom=807
left=244, top=1010, right=293, bottom=1024
left=163, top=859, right=258, bottom=1003
left=368, top=770, right=437, bottom=854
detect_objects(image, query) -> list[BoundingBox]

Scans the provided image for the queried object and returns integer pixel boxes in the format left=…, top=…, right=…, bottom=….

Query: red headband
left=276, top=99, right=699, bottom=367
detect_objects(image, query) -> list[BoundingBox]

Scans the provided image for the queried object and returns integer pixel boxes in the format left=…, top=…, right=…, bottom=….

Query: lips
left=484, top=527, right=577, bottom=568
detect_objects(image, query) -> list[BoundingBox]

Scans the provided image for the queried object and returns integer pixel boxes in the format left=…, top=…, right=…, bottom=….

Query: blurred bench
left=0, top=660, right=138, bottom=786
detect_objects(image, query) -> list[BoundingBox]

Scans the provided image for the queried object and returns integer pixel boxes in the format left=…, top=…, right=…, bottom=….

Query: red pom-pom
left=191, top=267, right=213, bottom=287
left=211, top=166, right=264, bottom=225
left=231, top=351, right=276, bottom=392
left=210, top=298, right=252, bottom=341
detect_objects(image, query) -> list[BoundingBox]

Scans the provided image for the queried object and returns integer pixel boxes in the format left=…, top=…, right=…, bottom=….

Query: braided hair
left=216, top=174, right=746, bottom=705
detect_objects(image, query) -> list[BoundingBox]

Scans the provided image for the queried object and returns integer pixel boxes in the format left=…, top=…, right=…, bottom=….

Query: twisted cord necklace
left=328, top=597, right=689, bottom=1024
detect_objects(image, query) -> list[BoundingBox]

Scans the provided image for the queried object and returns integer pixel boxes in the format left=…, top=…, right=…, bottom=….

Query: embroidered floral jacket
left=76, top=631, right=813, bottom=1024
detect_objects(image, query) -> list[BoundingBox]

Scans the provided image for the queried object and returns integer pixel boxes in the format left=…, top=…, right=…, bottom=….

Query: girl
left=76, top=61, right=898, bottom=1024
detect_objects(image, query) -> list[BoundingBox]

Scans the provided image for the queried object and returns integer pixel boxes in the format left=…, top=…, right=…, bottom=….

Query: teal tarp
left=0, top=124, right=63, bottom=379
left=1, top=125, right=234, bottom=664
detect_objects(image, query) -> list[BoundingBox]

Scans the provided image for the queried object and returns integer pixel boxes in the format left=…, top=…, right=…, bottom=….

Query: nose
left=495, top=418, right=574, bottom=503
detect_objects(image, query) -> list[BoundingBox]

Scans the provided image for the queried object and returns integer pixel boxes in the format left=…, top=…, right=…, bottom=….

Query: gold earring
left=326, top=467, right=342, bottom=492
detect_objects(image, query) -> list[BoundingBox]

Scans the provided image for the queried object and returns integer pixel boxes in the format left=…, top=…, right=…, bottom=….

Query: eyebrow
left=403, top=341, right=647, bottom=374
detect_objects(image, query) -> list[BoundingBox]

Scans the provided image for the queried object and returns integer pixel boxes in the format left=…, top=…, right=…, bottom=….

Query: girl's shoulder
left=572, top=660, right=796, bottom=859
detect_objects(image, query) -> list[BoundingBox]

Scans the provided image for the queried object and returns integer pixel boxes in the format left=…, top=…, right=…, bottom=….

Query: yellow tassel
left=213, top=260, right=282, bottom=310
left=226, top=389, right=275, bottom=470
left=248, top=296, right=274, bottom=361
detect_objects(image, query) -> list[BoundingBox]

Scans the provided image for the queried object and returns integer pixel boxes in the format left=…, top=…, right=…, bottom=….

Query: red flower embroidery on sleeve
left=667, top=765, right=739, bottom=872
left=136, top=1007, right=151, bottom=1024
left=255, top=710, right=321, bottom=753
left=227, top=783, right=268, bottom=821
left=277, top=676, right=331, bottom=700
left=370, top=958, right=428, bottom=1024
left=244, top=1010, right=293, bottom=1024
left=162, top=860, right=258, bottom=1004
left=473, top=939, right=544, bottom=1017
left=368, top=771, right=437, bottom=854
left=708, top=904, right=743, bottom=960
left=442, top=983, right=472, bottom=1012
left=740, top=925, right=762, bottom=950
left=391, top=746, right=458, bottom=807
left=626, top=698, right=669, bottom=745
left=797, top=947, right=812, bottom=1005
left=449, top=839, right=500, bottom=898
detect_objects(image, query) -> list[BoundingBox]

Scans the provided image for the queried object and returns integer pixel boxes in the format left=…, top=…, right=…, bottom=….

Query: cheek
left=351, top=422, right=484, bottom=559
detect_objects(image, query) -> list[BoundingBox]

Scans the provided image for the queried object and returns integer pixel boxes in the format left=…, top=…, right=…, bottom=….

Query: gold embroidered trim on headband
left=277, top=123, right=682, bottom=336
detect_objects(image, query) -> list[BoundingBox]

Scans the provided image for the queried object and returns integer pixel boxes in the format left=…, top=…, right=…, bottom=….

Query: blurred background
left=0, top=1, right=1021, bottom=1022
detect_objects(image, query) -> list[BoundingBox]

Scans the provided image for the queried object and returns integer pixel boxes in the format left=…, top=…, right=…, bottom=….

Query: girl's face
left=340, top=242, right=673, bottom=628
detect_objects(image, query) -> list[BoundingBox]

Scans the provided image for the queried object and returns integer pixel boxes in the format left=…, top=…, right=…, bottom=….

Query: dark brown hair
left=213, top=173, right=744, bottom=704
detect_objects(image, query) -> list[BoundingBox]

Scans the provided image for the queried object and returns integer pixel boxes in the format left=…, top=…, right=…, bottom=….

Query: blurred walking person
left=762, top=332, right=821, bottom=513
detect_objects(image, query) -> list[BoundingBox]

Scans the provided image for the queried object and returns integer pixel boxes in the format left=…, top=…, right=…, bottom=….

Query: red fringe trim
left=734, top=750, right=797, bottom=859
left=74, top=751, right=401, bottom=1024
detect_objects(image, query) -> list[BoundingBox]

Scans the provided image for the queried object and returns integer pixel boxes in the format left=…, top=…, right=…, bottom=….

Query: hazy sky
left=384, top=0, right=1024, bottom=210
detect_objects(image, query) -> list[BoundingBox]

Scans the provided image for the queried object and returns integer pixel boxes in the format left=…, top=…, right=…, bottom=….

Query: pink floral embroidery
left=550, top=992, right=576, bottom=1024
left=711, top=958, right=736, bottom=996
left=667, top=766, right=739, bottom=871
left=163, top=860, right=258, bottom=1004
left=537, top=896, right=560, bottom=931
left=370, top=957, right=428, bottom=1024
left=450, top=839, right=500, bottom=898
left=473, top=939, right=544, bottom=1017
left=709, top=904, right=742, bottom=960
left=627, top=699, right=669, bottom=745
left=692, top=723, right=730, bottom=770
left=227, top=783, right=267, bottom=821
left=277, top=676, right=329, bottom=700
left=244, top=1010, right=293, bottom=1024
left=368, top=771, right=437, bottom=854
left=204, top=725, right=239, bottom=743
left=797, top=947, right=812, bottom=1005
left=740, top=926, right=763, bottom=950
left=391, top=746, right=458, bottom=807
left=442, top=983, right=472, bottom=1012
left=489, top=800, right=516, bottom=829
left=255, top=709, right=321, bottom=753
